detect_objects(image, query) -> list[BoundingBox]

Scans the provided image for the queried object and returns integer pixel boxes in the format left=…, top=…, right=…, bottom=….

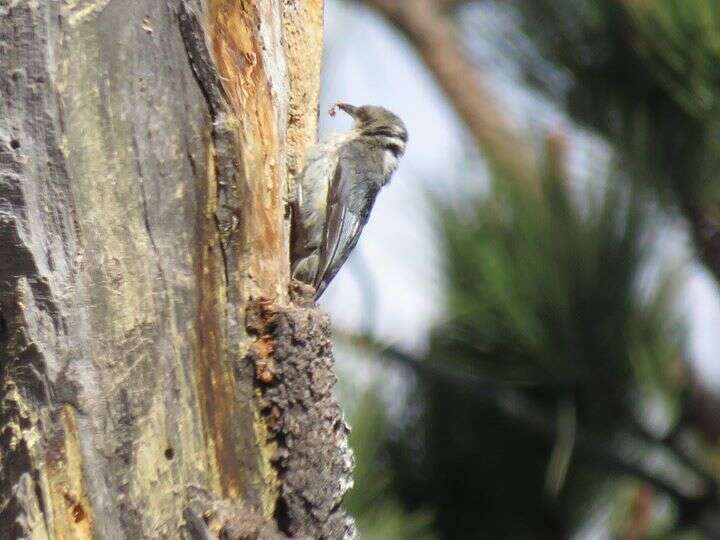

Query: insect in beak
left=329, top=102, right=358, bottom=117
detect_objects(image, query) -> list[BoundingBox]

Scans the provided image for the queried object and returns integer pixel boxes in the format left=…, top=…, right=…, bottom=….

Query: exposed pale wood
left=0, top=0, right=354, bottom=537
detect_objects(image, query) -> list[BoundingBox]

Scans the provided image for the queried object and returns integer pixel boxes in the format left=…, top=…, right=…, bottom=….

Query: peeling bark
left=0, top=0, right=353, bottom=538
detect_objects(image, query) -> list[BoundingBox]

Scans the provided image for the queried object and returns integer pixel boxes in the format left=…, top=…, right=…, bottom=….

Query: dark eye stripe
left=384, top=142, right=403, bottom=156
left=365, top=127, right=395, bottom=138
left=365, top=127, right=408, bottom=142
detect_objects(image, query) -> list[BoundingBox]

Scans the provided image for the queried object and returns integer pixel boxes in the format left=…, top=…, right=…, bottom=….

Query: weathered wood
left=0, top=0, right=353, bottom=538
left=246, top=287, right=355, bottom=539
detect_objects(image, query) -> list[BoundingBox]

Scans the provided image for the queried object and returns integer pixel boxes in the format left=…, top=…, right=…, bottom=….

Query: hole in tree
left=10, top=139, right=20, bottom=149
left=72, top=502, right=86, bottom=523
left=164, top=447, right=174, bottom=460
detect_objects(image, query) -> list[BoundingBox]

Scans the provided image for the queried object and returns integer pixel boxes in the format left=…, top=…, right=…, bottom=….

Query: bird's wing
left=313, top=142, right=382, bottom=299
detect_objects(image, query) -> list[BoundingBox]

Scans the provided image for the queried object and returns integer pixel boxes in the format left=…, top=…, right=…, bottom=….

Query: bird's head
left=330, top=102, right=408, bottom=156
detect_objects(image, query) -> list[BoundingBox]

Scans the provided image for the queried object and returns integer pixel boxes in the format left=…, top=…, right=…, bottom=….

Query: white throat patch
left=383, top=149, right=399, bottom=177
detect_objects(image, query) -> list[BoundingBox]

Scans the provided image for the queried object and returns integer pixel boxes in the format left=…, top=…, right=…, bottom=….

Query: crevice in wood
left=2, top=0, right=346, bottom=536
left=185, top=487, right=286, bottom=539
left=177, top=0, right=235, bottom=295
left=131, top=127, right=169, bottom=298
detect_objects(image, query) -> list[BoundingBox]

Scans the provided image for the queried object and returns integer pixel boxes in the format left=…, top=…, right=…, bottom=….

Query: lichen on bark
left=1, top=0, right=354, bottom=537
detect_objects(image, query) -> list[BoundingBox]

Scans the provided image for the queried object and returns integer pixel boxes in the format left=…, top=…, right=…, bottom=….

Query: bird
left=290, top=102, right=408, bottom=299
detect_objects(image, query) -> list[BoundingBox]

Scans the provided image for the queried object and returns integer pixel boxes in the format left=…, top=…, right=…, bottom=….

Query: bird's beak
left=329, top=102, right=358, bottom=118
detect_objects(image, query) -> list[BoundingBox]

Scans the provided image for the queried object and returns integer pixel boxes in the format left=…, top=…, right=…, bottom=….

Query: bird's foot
left=290, top=279, right=317, bottom=307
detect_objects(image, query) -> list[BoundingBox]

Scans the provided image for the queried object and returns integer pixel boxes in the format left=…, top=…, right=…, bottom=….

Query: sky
left=317, top=0, right=720, bottom=388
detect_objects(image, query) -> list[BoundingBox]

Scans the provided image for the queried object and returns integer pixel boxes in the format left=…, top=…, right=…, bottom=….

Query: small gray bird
left=291, top=103, right=408, bottom=299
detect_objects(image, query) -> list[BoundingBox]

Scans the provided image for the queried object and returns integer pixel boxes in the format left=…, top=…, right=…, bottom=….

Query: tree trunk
left=0, top=1, right=354, bottom=538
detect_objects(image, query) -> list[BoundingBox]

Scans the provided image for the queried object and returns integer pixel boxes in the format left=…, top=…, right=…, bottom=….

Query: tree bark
left=0, top=1, right=354, bottom=538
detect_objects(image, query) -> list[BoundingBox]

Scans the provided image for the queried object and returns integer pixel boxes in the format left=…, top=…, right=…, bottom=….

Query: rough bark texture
left=0, top=0, right=353, bottom=538
left=246, top=286, right=355, bottom=540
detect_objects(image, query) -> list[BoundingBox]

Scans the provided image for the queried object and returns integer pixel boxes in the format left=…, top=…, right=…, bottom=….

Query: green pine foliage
left=342, top=1, right=720, bottom=537
left=344, top=389, right=436, bottom=540
left=385, top=170, right=686, bottom=538
left=509, top=0, right=720, bottom=202
left=438, top=171, right=681, bottom=425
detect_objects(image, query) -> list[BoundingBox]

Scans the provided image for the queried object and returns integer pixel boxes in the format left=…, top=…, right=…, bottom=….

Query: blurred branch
left=339, top=331, right=719, bottom=512
left=434, top=0, right=471, bottom=13
left=368, top=0, right=720, bottom=292
left=629, top=418, right=717, bottom=491
left=363, top=0, right=541, bottom=191
left=545, top=396, right=576, bottom=497
left=682, top=201, right=720, bottom=285
left=622, top=485, right=652, bottom=540
left=608, top=0, right=720, bottom=285
left=685, top=375, right=720, bottom=444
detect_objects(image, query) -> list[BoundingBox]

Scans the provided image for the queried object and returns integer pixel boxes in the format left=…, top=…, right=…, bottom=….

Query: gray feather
left=313, top=141, right=385, bottom=298
left=290, top=103, right=407, bottom=298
